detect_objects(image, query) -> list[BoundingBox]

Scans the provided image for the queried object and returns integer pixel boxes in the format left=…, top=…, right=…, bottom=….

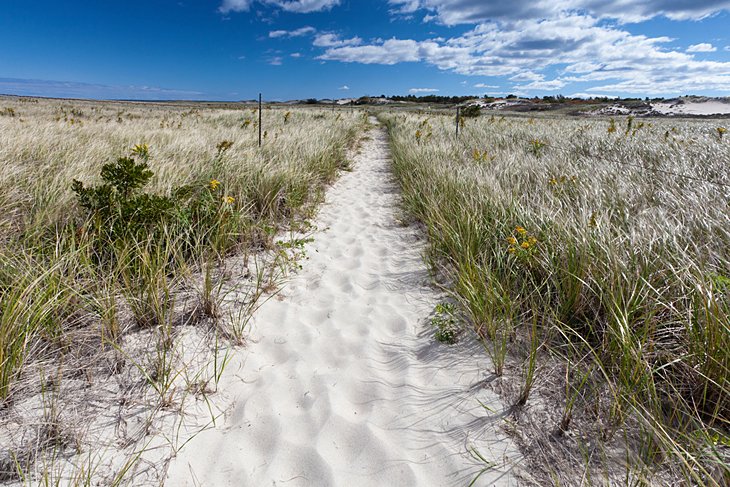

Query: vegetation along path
left=165, top=118, right=518, bottom=486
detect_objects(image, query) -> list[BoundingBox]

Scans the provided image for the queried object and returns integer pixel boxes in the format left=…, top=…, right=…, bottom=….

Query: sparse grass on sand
left=381, top=111, right=729, bottom=485
left=0, top=97, right=364, bottom=483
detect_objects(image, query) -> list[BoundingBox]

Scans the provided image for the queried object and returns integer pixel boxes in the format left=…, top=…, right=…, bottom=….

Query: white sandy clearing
left=165, top=119, right=519, bottom=487
left=652, top=100, right=730, bottom=116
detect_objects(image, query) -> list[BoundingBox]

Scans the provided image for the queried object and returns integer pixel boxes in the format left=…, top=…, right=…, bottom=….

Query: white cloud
left=219, top=0, right=252, bottom=13
left=268, top=56, right=283, bottom=65
left=319, top=39, right=421, bottom=64
left=220, top=0, right=339, bottom=13
left=274, top=0, right=340, bottom=12
left=474, top=83, right=499, bottom=88
left=409, top=88, right=440, bottom=93
left=514, top=79, right=567, bottom=91
left=687, top=42, right=717, bottom=52
left=339, top=85, right=350, bottom=90
left=316, top=13, right=730, bottom=95
left=290, top=52, right=302, bottom=57
left=570, top=92, right=619, bottom=99
left=388, top=0, right=730, bottom=25
left=313, top=33, right=362, bottom=47
left=269, top=26, right=316, bottom=38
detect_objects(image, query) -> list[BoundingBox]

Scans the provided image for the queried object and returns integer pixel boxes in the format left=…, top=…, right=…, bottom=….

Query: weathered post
left=258, top=93, right=263, bottom=148
left=455, top=106, right=461, bottom=140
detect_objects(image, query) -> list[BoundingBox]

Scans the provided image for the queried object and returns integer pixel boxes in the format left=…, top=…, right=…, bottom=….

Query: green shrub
left=461, top=105, right=481, bottom=118
left=72, top=152, right=176, bottom=244
left=432, top=302, right=459, bottom=344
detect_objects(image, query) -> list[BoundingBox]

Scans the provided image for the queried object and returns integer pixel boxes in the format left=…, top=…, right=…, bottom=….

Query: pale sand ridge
left=165, top=119, right=519, bottom=486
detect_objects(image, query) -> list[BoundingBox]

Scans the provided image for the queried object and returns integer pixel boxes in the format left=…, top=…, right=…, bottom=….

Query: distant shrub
left=461, top=105, right=481, bottom=118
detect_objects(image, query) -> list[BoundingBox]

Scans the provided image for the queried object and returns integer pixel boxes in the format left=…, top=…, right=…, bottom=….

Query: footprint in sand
left=165, top=119, right=519, bottom=487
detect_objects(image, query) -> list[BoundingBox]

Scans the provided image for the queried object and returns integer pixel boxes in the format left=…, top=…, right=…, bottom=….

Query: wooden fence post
left=258, top=93, right=262, bottom=148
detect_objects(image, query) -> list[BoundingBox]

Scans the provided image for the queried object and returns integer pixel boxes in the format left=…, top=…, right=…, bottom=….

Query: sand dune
left=164, top=119, right=519, bottom=486
left=652, top=99, right=730, bottom=116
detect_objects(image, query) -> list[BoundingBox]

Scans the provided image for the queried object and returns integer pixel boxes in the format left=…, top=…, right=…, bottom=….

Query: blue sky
left=1, top=0, right=730, bottom=100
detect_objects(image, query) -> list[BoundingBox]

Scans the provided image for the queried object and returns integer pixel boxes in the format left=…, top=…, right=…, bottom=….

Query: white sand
left=652, top=100, right=730, bottom=115
left=165, top=119, right=519, bottom=486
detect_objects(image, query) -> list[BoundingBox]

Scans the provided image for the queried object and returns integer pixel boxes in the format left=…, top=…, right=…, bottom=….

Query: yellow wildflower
left=521, top=241, right=531, bottom=249
left=209, top=179, right=221, bottom=191
left=222, top=195, right=235, bottom=204
left=506, top=236, right=518, bottom=245
left=516, top=226, right=527, bottom=235
left=508, top=247, right=516, bottom=254
left=528, top=236, right=538, bottom=246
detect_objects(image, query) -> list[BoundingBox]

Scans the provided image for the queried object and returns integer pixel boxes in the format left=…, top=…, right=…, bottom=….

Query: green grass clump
left=432, top=302, right=459, bottom=344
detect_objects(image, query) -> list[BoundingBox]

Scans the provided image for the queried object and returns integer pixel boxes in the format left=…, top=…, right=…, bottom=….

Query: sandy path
left=165, top=119, right=518, bottom=486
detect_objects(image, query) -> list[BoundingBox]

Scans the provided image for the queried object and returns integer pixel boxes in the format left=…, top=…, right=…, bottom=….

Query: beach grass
left=381, top=110, right=729, bottom=485
left=0, top=97, right=364, bottom=482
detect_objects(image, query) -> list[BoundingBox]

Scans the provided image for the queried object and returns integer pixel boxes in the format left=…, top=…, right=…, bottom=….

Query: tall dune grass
left=0, top=97, right=364, bottom=480
left=381, top=111, right=729, bottom=485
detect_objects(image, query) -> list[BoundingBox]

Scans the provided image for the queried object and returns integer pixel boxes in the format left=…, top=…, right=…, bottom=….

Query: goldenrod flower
left=209, top=179, right=221, bottom=190
left=516, top=226, right=527, bottom=235
left=507, top=236, right=518, bottom=245
left=521, top=241, right=531, bottom=249
left=222, top=195, right=235, bottom=204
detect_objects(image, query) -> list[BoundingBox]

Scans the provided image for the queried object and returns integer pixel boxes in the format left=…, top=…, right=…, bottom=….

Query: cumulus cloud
left=388, top=0, right=730, bottom=25
left=339, top=85, right=350, bottom=90
left=687, top=42, right=717, bottom=52
left=220, top=0, right=339, bottom=13
left=317, top=13, right=730, bottom=94
left=269, top=26, right=316, bottom=38
left=409, top=88, right=440, bottom=93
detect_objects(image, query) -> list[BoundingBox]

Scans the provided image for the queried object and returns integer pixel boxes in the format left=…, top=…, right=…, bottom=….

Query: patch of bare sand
left=164, top=120, right=520, bottom=486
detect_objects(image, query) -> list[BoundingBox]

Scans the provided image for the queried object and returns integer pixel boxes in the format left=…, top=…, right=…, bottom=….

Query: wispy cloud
left=687, top=42, right=717, bottom=52
left=220, top=0, right=340, bottom=14
left=409, top=87, right=439, bottom=93
left=339, top=85, right=350, bottom=90
left=387, top=0, right=730, bottom=25
left=0, top=78, right=205, bottom=100
left=313, top=33, right=362, bottom=47
left=269, top=26, right=316, bottom=38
